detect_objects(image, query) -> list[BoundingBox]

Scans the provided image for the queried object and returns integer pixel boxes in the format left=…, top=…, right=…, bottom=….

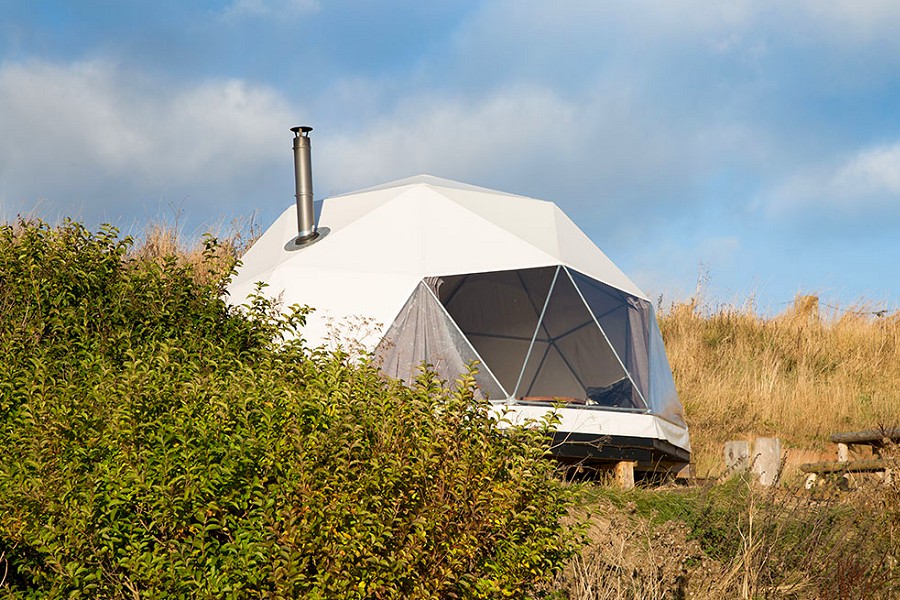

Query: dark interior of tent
left=376, top=264, right=682, bottom=415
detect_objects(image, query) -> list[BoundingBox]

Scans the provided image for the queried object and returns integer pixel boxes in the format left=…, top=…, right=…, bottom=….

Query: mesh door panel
left=376, top=282, right=505, bottom=399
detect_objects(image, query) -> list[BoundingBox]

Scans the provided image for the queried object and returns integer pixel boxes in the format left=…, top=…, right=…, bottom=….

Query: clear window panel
left=570, top=270, right=684, bottom=421
left=647, top=305, right=685, bottom=426
left=517, top=270, right=644, bottom=408
left=436, top=267, right=556, bottom=394
left=570, top=270, right=650, bottom=404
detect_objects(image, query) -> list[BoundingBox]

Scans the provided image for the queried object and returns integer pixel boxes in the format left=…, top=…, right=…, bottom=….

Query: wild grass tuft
left=128, top=215, right=260, bottom=286
left=552, top=473, right=900, bottom=599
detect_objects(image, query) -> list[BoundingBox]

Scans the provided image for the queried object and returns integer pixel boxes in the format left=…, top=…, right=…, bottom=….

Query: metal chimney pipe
left=291, top=126, right=317, bottom=242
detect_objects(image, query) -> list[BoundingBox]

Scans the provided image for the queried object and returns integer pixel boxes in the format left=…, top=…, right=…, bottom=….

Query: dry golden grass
left=661, top=295, right=900, bottom=476
left=129, top=217, right=259, bottom=287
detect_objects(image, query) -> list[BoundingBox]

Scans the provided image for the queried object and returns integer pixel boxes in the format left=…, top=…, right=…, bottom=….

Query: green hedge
left=0, top=220, right=576, bottom=598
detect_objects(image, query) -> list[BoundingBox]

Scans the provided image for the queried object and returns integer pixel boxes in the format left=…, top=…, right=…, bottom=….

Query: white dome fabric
left=227, top=175, right=690, bottom=457
left=229, top=175, right=644, bottom=344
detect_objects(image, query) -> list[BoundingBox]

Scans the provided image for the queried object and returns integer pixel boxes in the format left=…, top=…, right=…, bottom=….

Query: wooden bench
left=801, top=428, right=898, bottom=488
left=831, top=427, right=900, bottom=460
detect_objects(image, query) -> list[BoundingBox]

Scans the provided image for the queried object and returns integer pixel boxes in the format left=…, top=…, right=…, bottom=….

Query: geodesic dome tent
left=227, top=175, right=690, bottom=468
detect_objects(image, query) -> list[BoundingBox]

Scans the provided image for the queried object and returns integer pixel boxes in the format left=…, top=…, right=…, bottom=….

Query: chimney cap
left=291, top=125, right=313, bottom=136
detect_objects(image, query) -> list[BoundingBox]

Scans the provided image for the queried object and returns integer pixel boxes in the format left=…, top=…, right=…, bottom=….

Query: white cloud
left=634, top=0, right=900, bottom=41
left=427, top=0, right=900, bottom=244
left=833, top=144, right=900, bottom=197
left=447, top=0, right=900, bottom=94
left=797, top=0, right=900, bottom=41
left=762, top=142, right=900, bottom=221
left=317, top=86, right=582, bottom=192
left=220, top=0, right=319, bottom=20
left=0, top=56, right=755, bottom=231
left=0, top=59, right=296, bottom=223
left=312, top=76, right=767, bottom=242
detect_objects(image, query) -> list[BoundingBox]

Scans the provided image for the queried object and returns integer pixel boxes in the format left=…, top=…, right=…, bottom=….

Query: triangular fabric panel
left=228, top=206, right=297, bottom=290
left=436, top=187, right=562, bottom=259
left=375, top=281, right=505, bottom=400
left=316, top=186, right=412, bottom=232
left=301, top=187, right=561, bottom=277
left=624, top=296, right=652, bottom=403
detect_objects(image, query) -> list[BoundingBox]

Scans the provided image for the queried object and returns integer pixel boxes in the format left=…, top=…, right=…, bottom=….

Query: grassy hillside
left=660, top=296, right=900, bottom=475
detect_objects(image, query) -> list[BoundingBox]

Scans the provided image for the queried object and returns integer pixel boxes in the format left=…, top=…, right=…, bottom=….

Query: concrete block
left=724, top=440, right=750, bottom=474
left=752, top=437, right=782, bottom=487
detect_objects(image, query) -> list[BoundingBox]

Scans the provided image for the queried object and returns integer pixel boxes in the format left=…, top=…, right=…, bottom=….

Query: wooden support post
left=837, top=443, right=849, bottom=462
left=615, top=461, right=636, bottom=490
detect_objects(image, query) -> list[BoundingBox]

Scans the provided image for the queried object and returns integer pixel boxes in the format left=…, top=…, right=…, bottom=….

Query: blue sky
left=2, top=1, right=899, bottom=313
